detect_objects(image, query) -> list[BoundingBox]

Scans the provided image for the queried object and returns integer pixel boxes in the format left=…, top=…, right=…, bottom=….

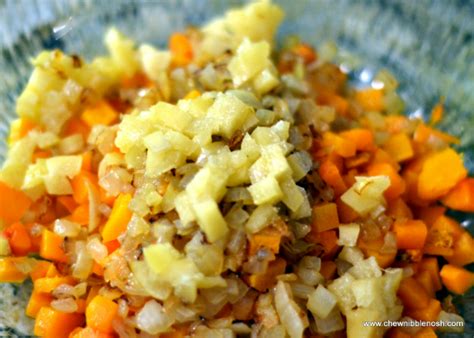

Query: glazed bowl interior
left=0, top=0, right=472, bottom=335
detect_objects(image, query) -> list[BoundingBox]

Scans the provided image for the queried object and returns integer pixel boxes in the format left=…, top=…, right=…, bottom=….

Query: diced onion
left=438, top=311, right=465, bottom=333
left=380, top=232, right=397, bottom=254
left=337, top=223, right=360, bottom=247
left=274, top=281, right=309, bottom=338
left=53, top=219, right=81, bottom=238
left=314, top=308, right=345, bottom=334
left=51, top=298, right=78, bottom=313
left=307, top=285, right=337, bottom=319
left=136, top=300, right=173, bottom=334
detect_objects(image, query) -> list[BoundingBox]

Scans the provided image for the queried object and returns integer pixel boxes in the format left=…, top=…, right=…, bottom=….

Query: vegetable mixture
left=0, top=1, right=473, bottom=337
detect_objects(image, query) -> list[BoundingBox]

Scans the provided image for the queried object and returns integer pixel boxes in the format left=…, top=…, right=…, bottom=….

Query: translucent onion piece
left=255, top=293, right=279, bottom=329
left=87, top=237, right=108, bottom=263
left=314, top=308, right=345, bottom=334
left=438, top=311, right=465, bottom=333
left=307, top=285, right=337, bottom=319
left=72, top=241, right=94, bottom=280
left=51, top=297, right=78, bottom=313
left=274, top=281, right=309, bottom=338
left=53, top=219, right=81, bottom=238
left=136, top=300, right=173, bottom=335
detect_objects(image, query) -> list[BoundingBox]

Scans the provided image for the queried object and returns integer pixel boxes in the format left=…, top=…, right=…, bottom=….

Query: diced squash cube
left=346, top=307, right=384, bottom=338
left=149, top=102, right=193, bottom=133
left=206, top=93, right=255, bottom=138
left=186, top=166, right=229, bottom=202
left=228, top=39, right=271, bottom=86
left=193, top=198, right=229, bottom=242
left=248, top=176, right=283, bottom=205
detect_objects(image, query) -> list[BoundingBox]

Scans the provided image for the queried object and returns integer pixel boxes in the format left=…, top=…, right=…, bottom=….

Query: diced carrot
left=309, top=230, right=339, bottom=258
left=121, top=72, right=154, bottom=89
left=336, top=197, right=359, bottom=223
left=319, top=260, right=337, bottom=280
left=0, top=257, right=28, bottom=283
left=387, top=198, right=413, bottom=220
left=104, top=239, right=120, bottom=254
left=440, top=264, right=474, bottom=294
left=69, top=327, right=114, bottom=338
left=81, top=151, right=93, bottom=172
left=354, top=88, right=384, bottom=112
left=46, top=263, right=60, bottom=278
left=246, top=258, right=286, bottom=292
left=413, top=328, right=437, bottom=338
left=92, top=262, right=104, bottom=277
left=85, top=295, right=118, bottom=334
left=415, top=270, right=436, bottom=297
left=383, top=133, right=414, bottom=162
left=292, top=43, right=317, bottom=64
left=34, top=276, right=76, bottom=294
left=447, top=232, right=474, bottom=266
left=345, top=152, right=371, bottom=169
left=57, top=196, right=78, bottom=214
left=71, top=171, right=99, bottom=205
left=101, top=193, right=132, bottom=242
left=430, top=100, right=444, bottom=125
left=402, top=169, right=429, bottom=207
left=367, top=162, right=406, bottom=201
left=339, top=129, right=375, bottom=152
left=32, top=150, right=52, bottom=162
left=414, top=122, right=460, bottom=145
left=63, top=117, right=90, bottom=140
left=343, top=168, right=358, bottom=188
left=386, top=328, right=411, bottom=338
left=68, top=204, right=90, bottom=226
left=4, top=222, right=32, bottom=256
left=0, top=181, right=32, bottom=225
left=418, top=148, right=467, bottom=200
left=322, top=132, right=356, bottom=158
left=81, top=100, right=118, bottom=127
left=40, top=229, right=68, bottom=263
left=407, top=298, right=441, bottom=322
left=319, top=157, right=347, bottom=196
left=248, top=227, right=282, bottom=256
left=317, top=91, right=350, bottom=116
left=416, top=206, right=446, bottom=227
left=169, top=32, right=193, bottom=67
left=311, top=203, right=339, bottom=233
left=99, top=188, right=116, bottom=207
left=397, top=277, right=430, bottom=309
left=76, top=299, right=87, bottom=314
left=34, top=306, right=84, bottom=338
left=370, top=148, right=399, bottom=169
left=423, top=215, right=463, bottom=257
left=23, top=224, right=41, bottom=253
left=419, top=258, right=442, bottom=291
left=26, top=290, right=53, bottom=317
left=393, top=219, right=428, bottom=250
left=358, top=237, right=396, bottom=269
left=30, top=261, right=55, bottom=282
left=442, top=178, right=474, bottom=212
left=184, top=90, right=201, bottom=100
